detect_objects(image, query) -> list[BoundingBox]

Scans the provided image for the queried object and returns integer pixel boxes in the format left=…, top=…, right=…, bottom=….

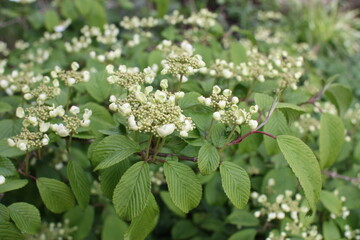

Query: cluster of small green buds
left=204, top=59, right=238, bottom=79
left=51, top=107, right=92, bottom=137
left=23, top=78, right=61, bottom=104
left=198, top=86, right=259, bottom=129
left=54, top=19, right=72, bottom=33
left=51, top=62, right=90, bottom=87
left=164, top=10, right=185, bottom=25
left=7, top=128, right=50, bottom=151
left=0, top=70, right=43, bottom=96
left=109, top=81, right=193, bottom=137
left=293, top=114, right=320, bottom=134
left=89, top=48, right=121, bottom=62
left=344, top=225, right=360, bottom=240
left=106, top=64, right=156, bottom=89
left=64, top=36, right=92, bottom=53
left=184, top=8, right=217, bottom=29
left=81, top=24, right=119, bottom=45
left=257, top=11, right=283, bottom=21
left=120, top=16, right=159, bottom=30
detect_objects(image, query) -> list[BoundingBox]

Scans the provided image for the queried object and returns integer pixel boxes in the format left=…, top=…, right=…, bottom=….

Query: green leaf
left=102, top=215, right=128, bottom=240
left=0, top=204, right=9, bottom=221
left=254, top=93, right=274, bottom=110
left=210, top=122, right=226, bottom=147
left=325, top=83, right=352, bottom=117
left=0, top=179, right=28, bottom=193
left=277, top=135, right=322, bottom=211
left=0, top=119, right=22, bottom=139
left=85, top=71, right=111, bottom=102
left=67, top=161, right=91, bottom=208
left=198, top=143, right=220, bottom=175
left=80, top=103, right=115, bottom=135
left=8, top=202, right=41, bottom=234
left=74, top=0, right=91, bottom=15
left=124, top=194, right=159, bottom=240
left=60, top=0, right=78, bottom=20
left=36, top=178, right=75, bottom=213
left=64, top=205, right=94, bottom=240
left=229, top=229, right=257, bottom=240
left=94, top=135, right=140, bottom=170
left=0, top=102, right=12, bottom=113
left=226, top=209, right=259, bottom=227
left=154, top=0, right=169, bottom=17
left=100, top=160, right=130, bottom=199
left=0, top=220, right=24, bottom=240
left=171, top=219, right=198, bottom=239
left=160, top=191, right=185, bottom=218
left=319, top=190, right=342, bottom=215
left=204, top=172, right=227, bottom=206
left=264, top=111, right=289, bottom=155
left=163, top=161, right=202, bottom=213
left=0, top=157, right=17, bottom=177
left=113, top=162, right=151, bottom=220
left=229, top=42, right=247, bottom=64
left=84, top=1, right=106, bottom=27
left=219, top=161, right=250, bottom=209
left=323, top=220, right=341, bottom=240
left=44, top=10, right=60, bottom=31
left=319, top=113, right=344, bottom=169
left=276, top=102, right=306, bottom=123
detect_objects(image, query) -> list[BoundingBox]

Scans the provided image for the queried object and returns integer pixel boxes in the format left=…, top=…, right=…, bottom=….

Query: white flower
left=144, top=86, right=153, bottom=95
left=129, top=84, right=141, bottom=93
left=0, top=80, right=9, bottom=88
left=160, top=79, right=168, bottom=89
left=223, top=89, right=232, bottom=97
left=38, top=93, right=47, bottom=101
left=69, top=106, right=80, bottom=115
left=83, top=109, right=92, bottom=120
left=24, top=93, right=33, bottom=100
left=28, top=116, right=38, bottom=126
left=204, top=98, right=212, bottom=106
left=135, top=92, right=147, bottom=104
left=222, top=69, right=233, bottom=78
left=258, top=74, right=265, bottom=82
left=128, top=115, right=139, bottom=130
left=198, top=96, right=205, bottom=103
left=217, top=100, right=227, bottom=109
left=254, top=211, right=261, bottom=218
left=109, top=95, right=117, bottom=102
left=52, top=124, right=70, bottom=137
left=7, top=138, right=15, bottom=147
left=106, top=64, right=114, bottom=74
left=154, top=90, right=167, bottom=103
left=180, top=131, right=188, bottom=137
left=248, top=120, right=258, bottom=130
left=250, top=105, right=259, bottom=114
left=232, top=97, right=239, bottom=104
left=39, top=122, right=50, bottom=132
left=277, top=212, right=285, bottom=219
left=83, top=71, right=90, bottom=82
left=212, top=85, right=221, bottom=95
left=17, top=140, right=27, bottom=151
left=0, top=175, right=5, bottom=185
left=67, top=77, right=76, bottom=86
left=109, top=103, right=118, bottom=111
left=81, top=119, right=91, bottom=127
left=213, top=112, right=222, bottom=121
left=156, top=124, right=176, bottom=137
left=41, top=135, right=49, bottom=146
left=71, top=62, right=80, bottom=71
left=175, top=91, right=184, bottom=99
left=16, top=107, right=25, bottom=118
left=118, top=103, right=132, bottom=116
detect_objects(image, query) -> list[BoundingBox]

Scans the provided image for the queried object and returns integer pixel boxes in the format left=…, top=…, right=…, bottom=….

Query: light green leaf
left=323, top=220, right=341, bottom=240
left=0, top=179, right=28, bottom=193
left=154, top=0, right=169, bottom=17
left=163, top=161, right=202, bottom=213
left=0, top=204, right=9, bottom=221
left=102, top=215, right=128, bottom=240
left=276, top=102, right=306, bottom=123
left=124, top=194, right=159, bottom=240
left=219, top=161, right=250, bottom=209
left=320, top=190, right=342, bottom=215
left=160, top=191, right=185, bottom=218
left=44, top=10, right=60, bottom=31
left=8, top=202, right=41, bottom=234
left=254, top=93, right=274, bottom=110
left=113, top=162, right=151, bottom=220
left=74, top=0, right=91, bottom=15
left=319, top=113, right=344, bottom=169
left=264, top=111, right=289, bottom=155
left=0, top=102, right=12, bottom=113
left=204, top=172, right=227, bottom=206
left=36, top=178, right=75, bottom=213
left=0, top=157, right=17, bottom=177
left=94, top=135, right=140, bottom=170
left=60, top=0, right=78, bottom=20
left=277, top=135, right=322, bottom=211
left=100, top=160, right=130, bottom=199
left=85, top=71, right=111, bottom=102
left=325, top=83, right=352, bottom=117
left=198, top=143, right=220, bottom=175
left=229, top=42, right=247, bottom=64
left=229, top=229, right=257, bottom=240
left=67, top=161, right=91, bottom=208
left=226, top=210, right=259, bottom=227
left=0, top=220, right=24, bottom=240
left=84, top=1, right=106, bottom=27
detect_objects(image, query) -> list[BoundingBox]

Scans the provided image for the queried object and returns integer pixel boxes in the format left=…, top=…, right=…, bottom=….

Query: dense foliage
left=0, top=0, right=360, bottom=239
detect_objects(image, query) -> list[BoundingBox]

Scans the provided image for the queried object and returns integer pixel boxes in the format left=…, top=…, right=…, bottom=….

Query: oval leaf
left=198, top=143, right=220, bottom=175
left=67, top=161, right=91, bottom=208
left=8, top=202, right=41, bottom=234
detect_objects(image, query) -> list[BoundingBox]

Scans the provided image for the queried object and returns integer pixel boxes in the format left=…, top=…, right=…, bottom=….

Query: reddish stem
left=228, top=130, right=277, bottom=146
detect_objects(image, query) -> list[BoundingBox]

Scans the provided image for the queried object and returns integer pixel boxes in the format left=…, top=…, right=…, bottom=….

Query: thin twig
left=228, top=130, right=277, bottom=146
left=322, top=171, right=360, bottom=183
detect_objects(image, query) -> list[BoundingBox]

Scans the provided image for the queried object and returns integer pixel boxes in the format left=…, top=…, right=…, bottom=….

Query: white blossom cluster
left=23, top=78, right=61, bottom=104
left=198, top=85, right=259, bottom=129
left=89, top=48, right=122, bottom=62
left=257, top=11, right=283, bottom=21
left=0, top=41, right=10, bottom=56
left=8, top=105, right=92, bottom=151
left=313, top=101, right=337, bottom=115
left=164, top=10, right=185, bottom=25
left=50, top=62, right=90, bottom=87
left=54, top=19, right=72, bottom=33
left=14, top=40, right=30, bottom=50
left=255, top=27, right=287, bottom=45
left=344, top=225, right=360, bottom=240
left=157, top=40, right=195, bottom=57
left=80, top=24, right=119, bottom=45
left=64, top=36, right=92, bottom=53
left=293, top=114, right=320, bottom=134
left=345, top=103, right=360, bottom=125
left=106, top=64, right=157, bottom=89
left=184, top=8, right=217, bottom=29
left=120, top=16, right=159, bottom=30
left=26, top=219, right=77, bottom=240
left=252, top=190, right=323, bottom=240
left=108, top=80, right=194, bottom=138
left=203, top=59, right=239, bottom=80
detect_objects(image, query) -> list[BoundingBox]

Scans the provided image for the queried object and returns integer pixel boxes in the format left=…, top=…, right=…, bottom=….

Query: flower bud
left=16, top=107, right=25, bottom=118
left=248, top=120, right=258, bottom=130
left=7, top=138, right=15, bottom=147
left=213, top=112, right=221, bottom=121
left=40, top=122, right=50, bottom=132
left=109, top=103, right=118, bottom=111
left=67, top=77, right=76, bottom=86
left=223, top=89, right=232, bottom=97
left=109, top=95, right=117, bottom=102
left=250, top=105, right=259, bottom=114
left=217, top=100, right=227, bottom=109
left=69, top=106, right=80, bottom=115
left=212, top=85, right=221, bottom=95
left=160, top=79, right=168, bottom=89
left=154, top=90, right=167, bottom=103
left=156, top=124, right=176, bottom=138
left=71, top=62, right=80, bottom=71
left=135, top=92, right=147, bottom=104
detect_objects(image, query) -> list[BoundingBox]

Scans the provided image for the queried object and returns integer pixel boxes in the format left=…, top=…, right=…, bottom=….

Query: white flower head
left=69, top=106, right=80, bottom=115
left=156, top=124, right=176, bottom=138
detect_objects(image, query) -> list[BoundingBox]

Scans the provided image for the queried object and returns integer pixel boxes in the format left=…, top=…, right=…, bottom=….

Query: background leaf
left=8, top=202, right=41, bottom=234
